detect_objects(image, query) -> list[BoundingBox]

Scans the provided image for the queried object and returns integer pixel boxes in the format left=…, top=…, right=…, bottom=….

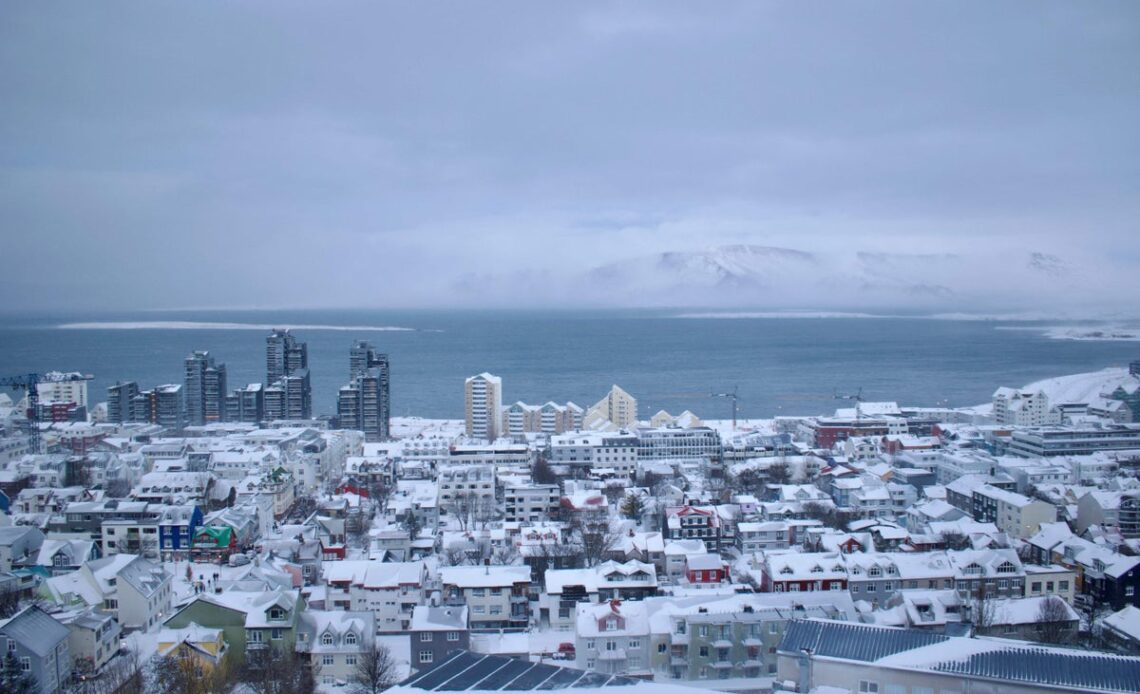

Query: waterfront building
left=184, top=350, right=227, bottom=426
left=106, top=381, right=139, bottom=423
left=224, top=382, right=264, bottom=423
left=464, top=373, right=502, bottom=441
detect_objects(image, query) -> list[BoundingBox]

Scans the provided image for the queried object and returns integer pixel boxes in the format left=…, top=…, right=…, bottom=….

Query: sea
left=0, top=309, right=1137, bottom=421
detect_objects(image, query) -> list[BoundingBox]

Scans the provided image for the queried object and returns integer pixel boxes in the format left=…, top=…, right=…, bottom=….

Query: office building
left=107, top=381, right=140, bottom=423
left=184, top=351, right=227, bottom=426
left=464, top=373, right=502, bottom=441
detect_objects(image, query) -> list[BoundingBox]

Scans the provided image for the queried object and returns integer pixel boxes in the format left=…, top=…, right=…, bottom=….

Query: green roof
left=194, top=526, right=233, bottom=548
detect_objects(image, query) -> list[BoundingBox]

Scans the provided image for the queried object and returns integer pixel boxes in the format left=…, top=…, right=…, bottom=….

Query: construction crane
left=650, top=387, right=742, bottom=430
left=711, top=386, right=740, bottom=431
left=2, top=373, right=42, bottom=454
left=1, top=371, right=94, bottom=454
left=834, top=387, right=865, bottom=417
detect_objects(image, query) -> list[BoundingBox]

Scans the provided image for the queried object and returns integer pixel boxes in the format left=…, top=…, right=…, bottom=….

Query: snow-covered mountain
left=577, top=244, right=1107, bottom=312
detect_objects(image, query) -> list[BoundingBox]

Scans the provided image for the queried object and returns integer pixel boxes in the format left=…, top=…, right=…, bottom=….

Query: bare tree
left=0, top=586, right=21, bottom=619
left=969, top=582, right=997, bottom=633
left=526, top=540, right=579, bottom=577
left=766, top=462, right=791, bottom=485
left=940, top=530, right=971, bottom=551
left=731, top=468, right=764, bottom=496
left=601, top=485, right=626, bottom=507
left=1035, top=596, right=1073, bottom=644
left=531, top=457, right=559, bottom=485
left=571, top=516, right=619, bottom=568
left=105, top=477, right=132, bottom=498
left=446, top=491, right=476, bottom=531
left=491, top=543, right=521, bottom=565
left=351, top=642, right=400, bottom=694
left=239, top=646, right=313, bottom=694
left=441, top=543, right=471, bottom=567
left=150, top=651, right=234, bottom=694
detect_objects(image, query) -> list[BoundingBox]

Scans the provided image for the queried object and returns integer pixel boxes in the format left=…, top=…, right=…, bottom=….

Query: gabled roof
left=0, top=606, right=70, bottom=656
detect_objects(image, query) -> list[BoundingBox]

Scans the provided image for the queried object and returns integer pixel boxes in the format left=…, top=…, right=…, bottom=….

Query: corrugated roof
left=399, top=651, right=639, bottom=690
left=934, top=648, right=1140, bottom=692
left=778, top=619, right=948, bottom=662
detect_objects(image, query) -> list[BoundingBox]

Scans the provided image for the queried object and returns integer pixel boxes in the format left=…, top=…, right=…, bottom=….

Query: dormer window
left=269, top=607, right=286, bottom=621
left=345, top=632, right=357, bottom=645
left=851, top=567, right=862, bottom=575
left=887, top=566, right=898, bottom=576
left=606, top=618, right=618, bottom=632
left=868, top=566, right=882, bottom=578
left=322, top=632, right=333, bottom=646
left=779, top=567, right=793, bottom=575
left=810, top=566, right=822, bottom=574
left=996, top=562, right=1016, bottom=574
left=964, top=564, right=983, bottom=576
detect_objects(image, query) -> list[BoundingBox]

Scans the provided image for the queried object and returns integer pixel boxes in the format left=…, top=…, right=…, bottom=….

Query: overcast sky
left=2, top=1, right=1138, bottom=312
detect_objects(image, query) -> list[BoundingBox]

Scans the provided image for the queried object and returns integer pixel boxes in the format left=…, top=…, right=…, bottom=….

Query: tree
left=351, top=642, right=400, bottom=694
left=0, top=652, right=36, bottom=694
left=532, top=457, right=559, bottom=485
left=0, top=585, right=21, bottom=619
left=239, top=646, right=313, bottom=694
left=767, top=462, right=791, bottom=485
left=940, top=530, right=971, bottom=551
left=524, top=540, right=579, bottom=576
left=601, top=485, right=626, bottom=507
left=571, top=516, right=619, bottom=568
left=491, top=544, right=521, bottom=565
left=969, top=582, right=997, bottom=633
left=1035, top=596, right=1073, bottom=644
left=620, top=493, right=645, bottom=520
left=446, top=491, right=476, bottom=531
left=731, top=468, right=764, bottom=496
left=151, top=651, right=234, bottom=694
left=402, top=509, right=421, bottom=540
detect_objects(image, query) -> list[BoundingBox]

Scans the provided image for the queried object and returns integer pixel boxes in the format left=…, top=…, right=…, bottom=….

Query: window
left=271, top=628, right=282, bottom=641
left=249, top=631, right=263, bottom=643
left=421, top=633, right=433, bottom=642
left=858, top=681, right=879, bottom=693
left=20, top=657, right=31, bottom=672
left=628, top=639, right=640, bottom=649
left=1060, top=580, right=1069, bottom=591
left=1031, top=581, right=1042, bottom=593
left=699, top=646, right=709, bottom=658
left=322, top=632, right=333, bottom=646
left=658, top=643, right=667, bottom=653
left=606, top=641, right=616, bottom=652
left=322, top=655, right=334, bottom=667
left=769, top=622, right=779, bottom=634
left=698, top=625, right=708, bottom=637
left=472, top=588, right=485, bottom=597
left=1126, top=586, right=1135, bottom=597
left=419, top=650, right=433, bottom=663
left=345, top=632, right=357, bottom=645
left=345, top=655, right=357, bottom=666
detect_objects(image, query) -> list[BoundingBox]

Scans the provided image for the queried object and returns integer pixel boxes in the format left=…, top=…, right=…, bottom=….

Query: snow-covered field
left=1021, top=367, right=1134, bottom=403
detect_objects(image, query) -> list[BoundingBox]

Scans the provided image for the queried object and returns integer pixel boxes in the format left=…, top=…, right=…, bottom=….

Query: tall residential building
left=36, top=371, right=90, bottom=408
left=465, top=373, right=502, bottom=441
left=107, top=381, right=140, bottom=423
left=184, top=351, right=227, bottom=426
left=131, top=384, right=185, bottom=429
left=266, top=329, right=309, bottom=384
left=264, top=330, right=311, bottom=420
left=340, top=342, right=391, bottom=442
left=339, top=367, right=390, bottom=442
left=264, top=370, right=311, bottom=421
left=225, top=383, right=264, bottom=423
left=586, top=384, right=638, bottom=429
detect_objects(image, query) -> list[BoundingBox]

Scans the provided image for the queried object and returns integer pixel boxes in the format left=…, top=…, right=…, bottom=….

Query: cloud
left=0, top=1, right=1137, bottom=311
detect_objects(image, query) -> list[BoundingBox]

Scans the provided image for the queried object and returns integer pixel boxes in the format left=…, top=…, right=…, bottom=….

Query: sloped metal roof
left=778, top=619, right=948, bottom=662
left=934, top=647, right=1140, bottom=693
left=400, top=651, right=639, bottom=691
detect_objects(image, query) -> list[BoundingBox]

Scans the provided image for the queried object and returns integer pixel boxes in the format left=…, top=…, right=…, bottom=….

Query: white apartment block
left=504, top=483, right=560, bottom=523
left=437, top=464, right=496, bottom=505
left=465, top=373, right=503, bottom=441
left=322, top=560, right=428, bottom=633
left=586, top=385, right=638, bottom=429
left=992, top=388, right=1057, bottom=427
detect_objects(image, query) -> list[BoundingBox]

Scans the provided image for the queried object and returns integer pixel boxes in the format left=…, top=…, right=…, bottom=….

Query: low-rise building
left=409, top=606, right=469, bottom=673
left=440, top=565, right=532, bottom=631
left=0, top=606, right=72, bottom=694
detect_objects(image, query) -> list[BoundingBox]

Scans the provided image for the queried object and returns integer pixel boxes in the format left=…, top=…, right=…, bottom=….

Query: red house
left=685, top=553, right=728, bottom=584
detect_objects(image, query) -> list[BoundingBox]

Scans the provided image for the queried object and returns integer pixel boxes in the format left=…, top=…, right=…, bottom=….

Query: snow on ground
left=389, top=417, right=465, bottom=439
left=375, top=633, right=412, bottom=679
left=1022, top=367, right=1134, bottom=404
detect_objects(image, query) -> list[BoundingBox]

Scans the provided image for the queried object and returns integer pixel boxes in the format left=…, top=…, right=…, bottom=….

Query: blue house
left=157, top=504, right=203, bottom=561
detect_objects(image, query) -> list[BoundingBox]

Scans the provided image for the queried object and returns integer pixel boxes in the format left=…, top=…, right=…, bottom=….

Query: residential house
left=440, top=565, right=532, bottom=631
left=574, top=599, right=651, bottom=676
left=0, top=606, right=72, bottom=694
left=55, top=608, right=121, bottom=675
left=163, top=588, right=301, bottom=665
left=322, top=560, right=428, bottom=632
left=409, top=606, right=469, bottom=673
left=297, top=609, right=375, bottom=687
left=45, top=554, right=173, bottom=631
